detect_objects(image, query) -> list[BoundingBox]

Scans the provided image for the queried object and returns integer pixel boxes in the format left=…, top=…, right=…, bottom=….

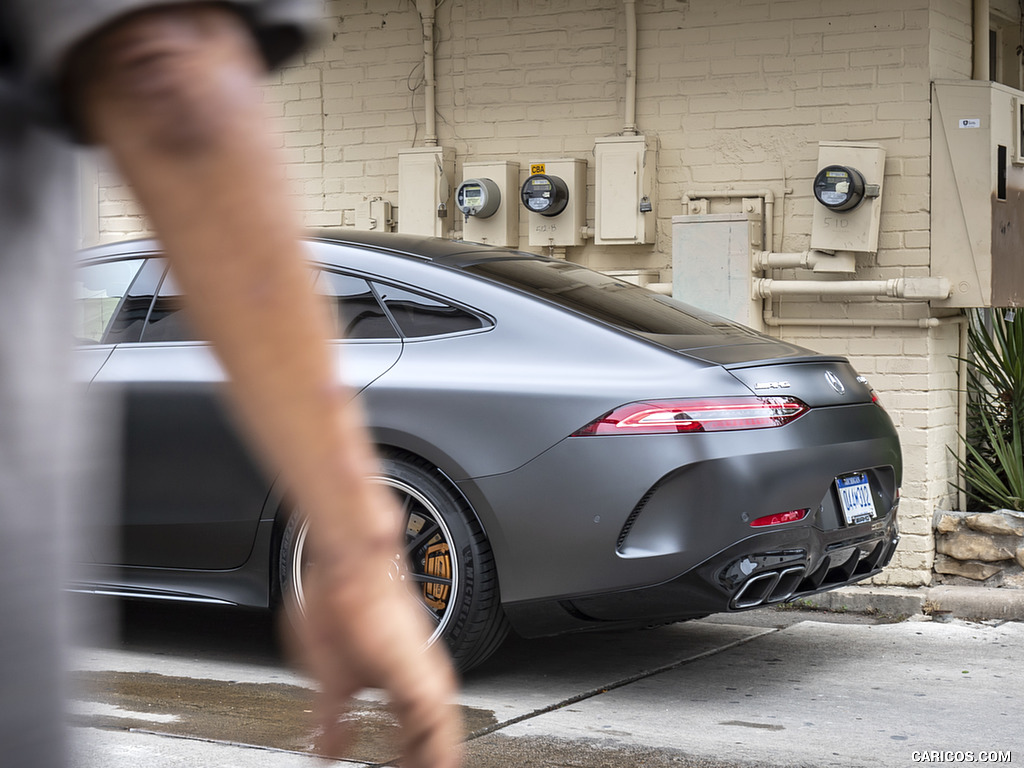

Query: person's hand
left=290, top=509, right=463, bottom=768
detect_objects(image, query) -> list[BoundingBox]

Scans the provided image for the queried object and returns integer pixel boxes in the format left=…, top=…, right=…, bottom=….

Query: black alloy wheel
left=278, top=454, right=509, bottom=671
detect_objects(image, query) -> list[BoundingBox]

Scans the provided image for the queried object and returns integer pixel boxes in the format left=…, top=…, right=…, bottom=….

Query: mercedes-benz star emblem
left=825, top=370, right=846, bottom=395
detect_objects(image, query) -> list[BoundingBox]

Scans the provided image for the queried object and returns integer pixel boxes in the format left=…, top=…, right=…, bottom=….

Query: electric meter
left=812, top=165, right=866, bottom=211
left=520, top=174, right=569, bottom=217
left=455, top=178, right=501, bottom=221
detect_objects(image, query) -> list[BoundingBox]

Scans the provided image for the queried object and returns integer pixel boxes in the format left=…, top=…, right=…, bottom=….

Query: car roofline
left=77, top=238, right=162, bottom=263
left=78, top=231, right=538, bottom=270
left=307, top=230, right=550, bottom=267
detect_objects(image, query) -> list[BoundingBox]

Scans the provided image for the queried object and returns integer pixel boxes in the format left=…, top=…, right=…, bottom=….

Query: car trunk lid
left=636, top=335, right=873, bottom=408
left=724, top=359, right=873, bottom=407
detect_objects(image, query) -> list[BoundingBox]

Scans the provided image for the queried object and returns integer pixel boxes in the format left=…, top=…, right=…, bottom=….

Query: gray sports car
left=73, top=231, right=901, bottom=671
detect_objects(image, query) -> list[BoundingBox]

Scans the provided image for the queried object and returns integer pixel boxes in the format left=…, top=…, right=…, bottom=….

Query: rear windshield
left=465, top=258, right=757, bottom=338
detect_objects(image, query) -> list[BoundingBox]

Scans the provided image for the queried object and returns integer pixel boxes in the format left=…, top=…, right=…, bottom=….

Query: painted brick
left=87, top=0, right=989, bottom=586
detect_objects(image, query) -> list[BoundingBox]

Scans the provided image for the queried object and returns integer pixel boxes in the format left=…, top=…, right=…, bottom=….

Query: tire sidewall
left=277, top=455, right=483, bottom=661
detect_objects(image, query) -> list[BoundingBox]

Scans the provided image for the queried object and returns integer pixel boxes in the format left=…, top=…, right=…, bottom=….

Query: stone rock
left=966, top=512, right=1024, bottom=537
left=1017, top=545, right=1024, bottom=570
left=936, top=531, right=1015, bottom=562
left=995, top=509, right=1024, bottom=520
left=935, top=514, right=964, bottom=534
left=1004, top=568, right=1024, bottom=589
left=933, top=555, right=1003, bottom=581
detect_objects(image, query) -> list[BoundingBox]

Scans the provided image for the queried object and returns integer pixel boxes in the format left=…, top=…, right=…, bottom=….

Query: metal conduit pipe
left=763, top=314, right=960, bottom=329
left=754, top=250, right=815, bottom=270
left=623, top=0, right=638, bottom=136
left=416, top=0, right=438, bottom=146
left=754, top=249, right=856, bottom=271
left=755, top=277, right=952, bottom=300
left=974, top=0, right=990, bottom=81
left=683, top=188, right=777, bottom=251
left=956, top=316, right=969, bottom=509
left=758, top=279, right=900, bottom=298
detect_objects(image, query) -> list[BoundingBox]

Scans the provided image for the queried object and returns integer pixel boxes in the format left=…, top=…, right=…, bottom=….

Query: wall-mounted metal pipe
left=623, top=0, right=638, bottom=135
left=763, top=314, right=959, bottom=329
left=758, top=279, right=899, bottom=298
left=754, top=250, right=813, bottom=271
left=647, top=282, right=672, bottom=295
left=754, top=249, right=860, bottom=273
left=755, top=277, right=952, bottom=300
left=956, top=316, right=968, bottom=510
left=416, top=0, right=438, bottom=146
left=683, top=187, right=778, bottom=251
left=973, top=0, right=990, bottom=81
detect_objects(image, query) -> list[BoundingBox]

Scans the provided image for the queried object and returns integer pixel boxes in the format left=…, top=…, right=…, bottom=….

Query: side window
left=373, top=283, right=487, bottom=338
left=74, top=259, right=146, bottom=343
left=142, top=268, right=197, bottom=343
left=315, top=270, right=398, bottom=340
left=104, top=258, right=167, bottom=344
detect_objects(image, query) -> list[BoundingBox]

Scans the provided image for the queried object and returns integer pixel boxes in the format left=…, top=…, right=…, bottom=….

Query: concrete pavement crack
left=462, top=627, right=781, bottom=742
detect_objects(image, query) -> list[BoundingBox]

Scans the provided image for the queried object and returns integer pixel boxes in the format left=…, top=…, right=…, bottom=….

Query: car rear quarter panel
left=466, top=401, right=901, bottom=605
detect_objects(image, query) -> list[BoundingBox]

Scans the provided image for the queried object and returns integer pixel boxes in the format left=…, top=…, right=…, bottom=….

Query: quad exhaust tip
left=731, top=566, right=805, bottom=609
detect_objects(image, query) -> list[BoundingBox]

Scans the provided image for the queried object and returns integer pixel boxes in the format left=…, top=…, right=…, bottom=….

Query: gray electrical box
left=932, top=80, right=1024, bottom=307
left=398, top=147, right=454, bottom=238
left=672, top=213, right=763, bottom=331
left=594, top=135, right=656, bottom=245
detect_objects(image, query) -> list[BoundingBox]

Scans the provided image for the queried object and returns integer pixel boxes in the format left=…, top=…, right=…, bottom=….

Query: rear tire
left=278, top=454, right=509, bottom=672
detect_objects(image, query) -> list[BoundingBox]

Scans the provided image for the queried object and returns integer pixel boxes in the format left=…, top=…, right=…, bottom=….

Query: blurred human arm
left=65, top=5, right=461, bottom=767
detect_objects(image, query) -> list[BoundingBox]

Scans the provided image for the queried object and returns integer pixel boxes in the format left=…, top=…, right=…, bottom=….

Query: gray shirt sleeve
left=2, top=0, right=318, bottom=135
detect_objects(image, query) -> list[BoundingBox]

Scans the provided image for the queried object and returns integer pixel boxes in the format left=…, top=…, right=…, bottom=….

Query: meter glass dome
left=461, top=186, right=483, bottom=207
left=813, top=165, right=866, bottom=212
left=456, top=178, right=501, bottom=219
left=520, top=174, right=569, bottom=217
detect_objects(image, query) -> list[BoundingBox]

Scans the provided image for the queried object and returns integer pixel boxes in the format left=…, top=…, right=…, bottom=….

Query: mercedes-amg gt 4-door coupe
left=72, top=231, right=901, bottom=671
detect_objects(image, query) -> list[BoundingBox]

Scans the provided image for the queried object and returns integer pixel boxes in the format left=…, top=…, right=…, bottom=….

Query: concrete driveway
left=69, top=601, right=1022, bottom=767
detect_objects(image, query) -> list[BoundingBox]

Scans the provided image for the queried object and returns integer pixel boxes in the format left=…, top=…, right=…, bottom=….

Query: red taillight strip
left=573, top=396, right=809, bottom=436
left=750, top=508, right=809, bottom=527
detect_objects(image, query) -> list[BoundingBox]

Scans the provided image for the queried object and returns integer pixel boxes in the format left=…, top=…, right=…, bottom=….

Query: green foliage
left=953, top=308, right=1024, bottom=511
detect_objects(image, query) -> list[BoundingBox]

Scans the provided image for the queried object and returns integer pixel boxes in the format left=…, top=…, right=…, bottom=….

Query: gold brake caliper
left=422, top=541, right=451, bottom=611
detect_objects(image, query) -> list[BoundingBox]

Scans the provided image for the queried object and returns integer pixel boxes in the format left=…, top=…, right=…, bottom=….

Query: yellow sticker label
left=530, top=163, right=546, bottom=175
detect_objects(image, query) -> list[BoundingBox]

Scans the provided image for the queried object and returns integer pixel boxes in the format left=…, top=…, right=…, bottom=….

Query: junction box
left=398, top=147, right=454, bottom=238
left=672, top=212, right=764, bottom=331
left=932, top=80, right=1024, bottom=307
left=593, top=135, right=656, bottom=245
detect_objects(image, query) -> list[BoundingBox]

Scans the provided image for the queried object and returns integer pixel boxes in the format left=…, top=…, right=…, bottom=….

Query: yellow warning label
left=530, top=163, right=546, bottom=175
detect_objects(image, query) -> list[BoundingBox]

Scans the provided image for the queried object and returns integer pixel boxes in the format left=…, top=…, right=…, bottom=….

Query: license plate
left=836, top=472, right=877, bottom=526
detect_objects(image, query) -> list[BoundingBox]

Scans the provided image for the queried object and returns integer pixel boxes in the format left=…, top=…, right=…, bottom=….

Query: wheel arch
left=374, top=444, right=506, bottom=586
left=264, top=441, right=500, bottom=606
left=271, top=445, right=510, bottom=671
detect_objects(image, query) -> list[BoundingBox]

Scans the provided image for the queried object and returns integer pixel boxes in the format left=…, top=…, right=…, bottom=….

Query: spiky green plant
left=953, top=308, right=1024, bottom=511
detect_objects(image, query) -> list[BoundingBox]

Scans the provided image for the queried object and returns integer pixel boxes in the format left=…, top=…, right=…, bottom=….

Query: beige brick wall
left=90, top=0, right=995, bottom=586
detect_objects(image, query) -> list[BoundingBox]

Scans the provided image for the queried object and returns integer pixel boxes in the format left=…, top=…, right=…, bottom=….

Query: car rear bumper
left=504, top=507, right=899, bottom=637
left=461, top=401, right=902, bottom=637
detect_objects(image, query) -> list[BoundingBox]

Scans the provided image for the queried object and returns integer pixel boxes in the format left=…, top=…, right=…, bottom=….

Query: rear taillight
left=750, top=508, right=809, bottom=527
left=572, top=396, right=809, bottom=436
